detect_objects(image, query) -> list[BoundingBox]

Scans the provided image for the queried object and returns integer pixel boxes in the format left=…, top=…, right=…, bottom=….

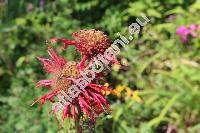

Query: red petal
left=71, top=104, right=77, bottom=120
left=62, top=104, right=70, bottom=121
left=47, top=47, right=63, bottom=66
left=81, top=90, right=90, bottom=103
left=78, top=55, right=87, bottom=70
left=95, top=92, right=110, bottom=111
left=78, top=96, right=91, bottom=117
left=88, top=90, right=102, bottom=108
left=57, top=38, right=79, bottom=49
left=36, top=79, right=52, bottom=88
left=31, top=89, right=60, bottom=106
left=88, top=84, right=110, bottom=91
left=37, top=57, right=54, bottom=72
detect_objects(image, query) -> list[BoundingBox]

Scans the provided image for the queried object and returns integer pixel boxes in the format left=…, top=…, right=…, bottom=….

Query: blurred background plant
left=0, top=0, right=199, bottom=132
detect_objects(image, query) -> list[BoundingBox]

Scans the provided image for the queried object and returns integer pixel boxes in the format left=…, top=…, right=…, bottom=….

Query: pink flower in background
left=189, top=24, right=199, bottom=38
left=189, top=24, right=198, bottom=31
left=176, top=25, right=190, bottom=43
left=176, top=25, right=190, bottom=36
left=26, top=3, right=34, bottom=12
left=176, top=24, right=199, bottom=43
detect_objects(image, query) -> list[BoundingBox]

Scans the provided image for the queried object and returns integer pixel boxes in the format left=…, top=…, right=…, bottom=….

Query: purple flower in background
left=168, top=15, right=176, bottom=21
left=40, top=0, right=45, bottom=9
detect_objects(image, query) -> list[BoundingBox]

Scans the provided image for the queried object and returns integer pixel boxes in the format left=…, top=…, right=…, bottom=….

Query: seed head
left=54, top=61, right=79, bottom=91
left=72, top=29, right=111, bottom=57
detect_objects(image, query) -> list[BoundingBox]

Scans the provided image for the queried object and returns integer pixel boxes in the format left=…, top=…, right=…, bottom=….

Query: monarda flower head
left=56, top=29, right=111, bottom=57
left=32, top=46, right=111, bottom=125
left=51, top=29, right=118, bottom=70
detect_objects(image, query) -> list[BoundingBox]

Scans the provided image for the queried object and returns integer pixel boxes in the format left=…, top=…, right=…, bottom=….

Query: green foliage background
left=0, top=0, right=200, bottom=132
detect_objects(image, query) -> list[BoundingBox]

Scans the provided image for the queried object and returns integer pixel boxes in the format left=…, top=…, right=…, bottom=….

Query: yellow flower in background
left=101, top=83, right=111, bottom=95
left=125, top=87, right=142, bottom=103
left=112, top=64, right=120, bottom=72
left=104, top=83, right=109, bottom=87
left=112, top=85, right=126, bottom=97
left=101, top=83, right=142, bottom=103
left=101, top=84, right=126, bottom=97
left=121, top=58, right=129, bottom=66
left=132, top=90, right=142, bottom=103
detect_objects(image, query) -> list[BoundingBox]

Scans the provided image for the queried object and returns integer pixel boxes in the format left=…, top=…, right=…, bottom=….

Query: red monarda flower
left=51, top=29, right=115, bottom=70
left=32, top=46, right=111, bottom=123
left=57, top=29, right=111, bottom=57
